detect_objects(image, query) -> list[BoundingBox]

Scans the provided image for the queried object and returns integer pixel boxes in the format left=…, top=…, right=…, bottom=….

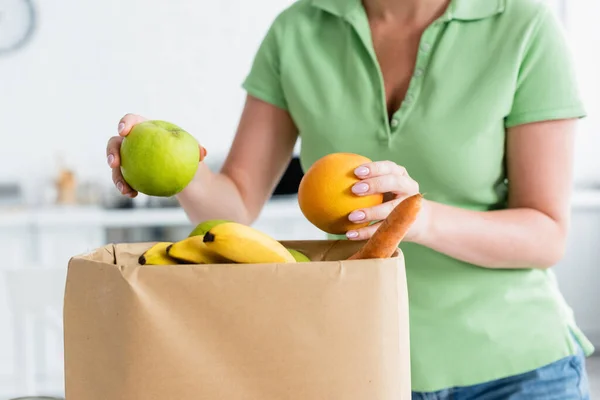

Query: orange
left=298, top=153, right=384, bottom=234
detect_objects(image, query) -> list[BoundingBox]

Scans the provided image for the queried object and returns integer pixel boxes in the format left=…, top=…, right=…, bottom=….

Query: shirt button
left=404, top=95, right=413, bottom=104
left=390, top=118, right=399, bottom=128
left=414, top=68, right=424, bottom=77
left=421, top=43, right=431, bottom=52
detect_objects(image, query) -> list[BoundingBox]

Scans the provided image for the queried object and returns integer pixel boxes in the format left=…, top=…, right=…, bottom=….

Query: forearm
left=176, top=163, right=252, bottom=225
left=412, top=199, right=568, bottom=270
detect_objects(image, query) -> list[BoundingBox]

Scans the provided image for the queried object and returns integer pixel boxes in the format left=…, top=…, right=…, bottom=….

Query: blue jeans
left=412, top=343, right=591, bottom=400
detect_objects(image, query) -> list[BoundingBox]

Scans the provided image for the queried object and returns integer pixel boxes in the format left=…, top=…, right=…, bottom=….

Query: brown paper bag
left=63, top=240, right=411, bottom=399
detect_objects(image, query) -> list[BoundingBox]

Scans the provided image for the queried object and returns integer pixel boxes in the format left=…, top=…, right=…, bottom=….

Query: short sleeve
left=242, top=17, right=288, bottom=110
left=505, top=7, right=586, bottom=128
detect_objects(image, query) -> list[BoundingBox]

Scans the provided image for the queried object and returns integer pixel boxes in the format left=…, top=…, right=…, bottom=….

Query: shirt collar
left=449, top=0, right=505, bottom=21
left=310, top=0, right=505, bottom=21
left=310, top=0, right=359, bottom=18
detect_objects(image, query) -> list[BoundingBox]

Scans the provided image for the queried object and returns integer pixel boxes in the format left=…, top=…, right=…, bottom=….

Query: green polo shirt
left=242, top=0, right=594, bottom=392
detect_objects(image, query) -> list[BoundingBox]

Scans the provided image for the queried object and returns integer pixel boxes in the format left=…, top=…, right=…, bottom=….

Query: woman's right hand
left=106, top=113, right=148, bottom=198
left=106, top=113, right=209, bottom=198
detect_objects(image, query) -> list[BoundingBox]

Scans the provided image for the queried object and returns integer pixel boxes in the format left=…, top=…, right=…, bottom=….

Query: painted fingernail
left=346, top=231, right=359, bottom=239
left=107, top=154, right=114, bottom=166
left=352, top=183, right=369, bottom=194
left=116, top=181, right=124, bottom=193
left=348, top=211, right=366, bottom=222
left=355, top=166, right=369, bottom=177
left=118, top=122, right=125, bottom=134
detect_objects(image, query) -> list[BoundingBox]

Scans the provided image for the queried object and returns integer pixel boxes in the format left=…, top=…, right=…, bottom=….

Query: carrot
left=348, top=193, right=423, bottom=260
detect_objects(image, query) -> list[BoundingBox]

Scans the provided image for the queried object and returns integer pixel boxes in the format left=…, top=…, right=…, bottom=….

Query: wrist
left=408, top=198, right=435, bottom=245
left=176, top=163, right=209, bottom=200
left=175, top=177, right=196, bottom=202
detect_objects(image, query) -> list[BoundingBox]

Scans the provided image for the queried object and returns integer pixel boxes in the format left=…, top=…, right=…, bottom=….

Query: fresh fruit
left=297, top=153, right=384, bottom=235
left=188, top=219, right=231, bottom=237
left=120, top=120, right=200, bottom=197
left=138, top=242, right=178, bottom=265
left=166, top=235, right=228, bottom=264
left=203, top=222, right=296, bottom=264
left=287, top=248, right=311, bottom=262
left=348, top=193, right=423, bottom=260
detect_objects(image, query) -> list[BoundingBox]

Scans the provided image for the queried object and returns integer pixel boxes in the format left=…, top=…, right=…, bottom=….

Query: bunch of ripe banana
left=138, top=219, right=311, bottom=266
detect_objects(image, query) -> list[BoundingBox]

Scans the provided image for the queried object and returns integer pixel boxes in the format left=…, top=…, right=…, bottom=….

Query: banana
left=188, top=219, right=231, bottom=238
left=167, top=235, right=229, bottom=264
left=139, top=242, right=178, bottom=266
left=287, top=248, right=311, bottom=262
left=203, top=222, right=296, bottom=264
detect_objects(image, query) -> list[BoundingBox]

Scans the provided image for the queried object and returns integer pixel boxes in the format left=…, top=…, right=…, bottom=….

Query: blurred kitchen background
left=0, top=0, right=598, bottom=398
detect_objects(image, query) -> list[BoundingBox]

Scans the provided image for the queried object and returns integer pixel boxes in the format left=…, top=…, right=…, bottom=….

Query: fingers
left=108, top=113, right=145, bottom=197
left=351, top=173, right=418, bottom=196
left=117, top=113, right=147, bottom=137
left=111, top=167, right=137, bottom=198
left=348, top=198, right=402, bottom=225
left=354, top=161, right=406, bottom=179
left=346, top=221, right=382, bottom=241
left=353, top=160, right=418, bottom=196
left=107, top=134, right=137, bottom=197
left=106, top=136, right=123, bottom=168
left=200, top=145, right=208, bottom=161
left=348, top=160, right=419, bottom=241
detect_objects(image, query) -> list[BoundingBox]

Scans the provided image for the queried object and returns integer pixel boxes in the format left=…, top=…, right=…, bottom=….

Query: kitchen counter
left=3, top=189, right=600, bottom=228
left=0, top=194, right=327, bottom=270
left=0, top=195, right=306, bottom=228
left=568, top=188, right=600, bottom=209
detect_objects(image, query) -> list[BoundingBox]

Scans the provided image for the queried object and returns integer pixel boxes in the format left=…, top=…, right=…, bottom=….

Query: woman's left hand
left=346, top=160, right=425, bottom=241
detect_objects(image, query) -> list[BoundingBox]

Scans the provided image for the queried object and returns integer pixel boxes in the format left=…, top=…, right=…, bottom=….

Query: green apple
left=188, top=219, right=231, bottom=237
left=120, top=120, right=200, bottom=197
left=287, top=248, right=311, bottom=262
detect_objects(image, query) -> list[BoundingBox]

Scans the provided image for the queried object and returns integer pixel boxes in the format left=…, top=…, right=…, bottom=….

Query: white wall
left=563, top=1, right=600, bottom=185
left=1, top=0, right=295, bottom=203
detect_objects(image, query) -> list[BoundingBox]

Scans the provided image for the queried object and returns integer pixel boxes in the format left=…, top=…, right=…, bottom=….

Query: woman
left=106, top=0, right=594, bottom=398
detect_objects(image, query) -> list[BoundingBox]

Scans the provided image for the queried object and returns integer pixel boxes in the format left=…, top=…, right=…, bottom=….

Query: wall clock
left=0, top=0, right=37, bottom=56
